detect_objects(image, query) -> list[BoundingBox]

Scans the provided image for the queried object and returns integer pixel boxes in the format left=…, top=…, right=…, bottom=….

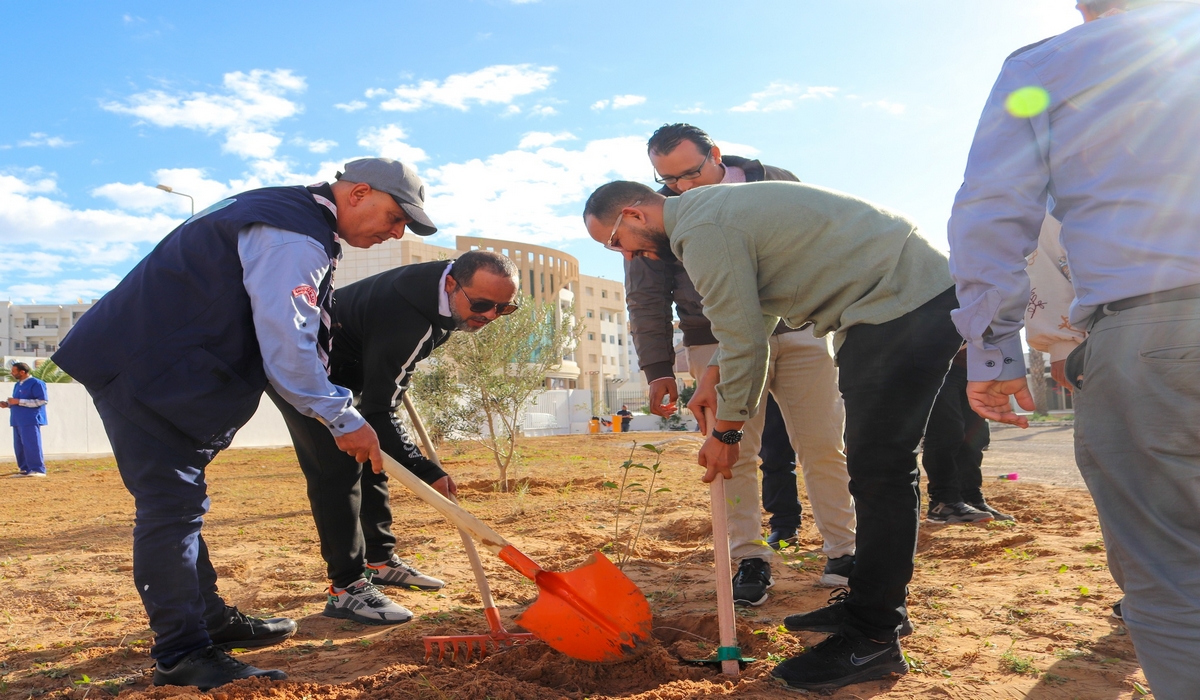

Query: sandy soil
left=0, top=431, right=1152, bottom=699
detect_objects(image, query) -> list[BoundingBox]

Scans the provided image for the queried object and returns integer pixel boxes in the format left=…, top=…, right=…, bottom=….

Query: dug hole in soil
left=0, top=433, right=1153, bottom=699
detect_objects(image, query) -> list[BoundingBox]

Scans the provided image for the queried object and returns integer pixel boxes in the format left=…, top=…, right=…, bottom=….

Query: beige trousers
left=688, top=329, right=856, bottom=563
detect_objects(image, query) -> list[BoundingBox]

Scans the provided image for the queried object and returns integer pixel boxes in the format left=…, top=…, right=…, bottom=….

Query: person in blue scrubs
left=3, top=362, right=48, bottom=477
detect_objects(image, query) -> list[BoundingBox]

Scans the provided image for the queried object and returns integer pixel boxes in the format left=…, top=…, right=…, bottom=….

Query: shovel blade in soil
left=514, top=551, right=653, bottom=663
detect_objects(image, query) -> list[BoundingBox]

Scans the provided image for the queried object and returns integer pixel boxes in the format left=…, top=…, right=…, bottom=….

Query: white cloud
left=862, top=99, right=907, bottom=116
left=102, top=69, right=306, bottom=159
left=421, top=136, right=647, bottom=246
left=611, top=95, right=646, bottom=109
left=374, top=64, right=555, bottom=112
left=730, top=82, right=839, bottom=112
left=304, top=138, right=338, bottom=153
left=530, top=105, right=558, bottom=117
left=334, top=100, right=367, bottom=112
left=518, top=131, right=577, bottom=150
left=503, top=105, right=522, bottom=116
left=6, top=275, right=126, bottom=305
left=91, top=167, right=248, bottom=215
left=357, top=125, right=429, bottom=164
left=592, top=95, right=647, bottom=111
left=674, top=103, right=710, bottom=115
left=716, top=141, right=761, bottom=158
left=18, top=133, right=74, bottom=148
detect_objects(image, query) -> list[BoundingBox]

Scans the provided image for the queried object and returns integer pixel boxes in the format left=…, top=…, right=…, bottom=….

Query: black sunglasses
left=452, top=277, right=519, bottom=316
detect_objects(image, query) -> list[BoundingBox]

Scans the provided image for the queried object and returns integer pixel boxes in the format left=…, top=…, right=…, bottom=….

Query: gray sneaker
left=926, top=501, right=993, bottom=524
left=366, top=555, right=444, bottom=590
left=968, top=500, right=1015, bottom=522
left=324, top=579, right=413, bottom=625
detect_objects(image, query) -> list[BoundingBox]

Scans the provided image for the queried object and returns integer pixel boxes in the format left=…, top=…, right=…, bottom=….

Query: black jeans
left=759, top=394, right=802, bottom=531
left=921, top=361, right=988, bottom=505
left=837, top=287, right=962, bottom=641
left=267, top=386, right=401, bottom=589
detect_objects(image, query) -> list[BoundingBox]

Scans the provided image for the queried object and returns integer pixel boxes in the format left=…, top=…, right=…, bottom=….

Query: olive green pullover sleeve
left=664, top=181, right=953, bottom=422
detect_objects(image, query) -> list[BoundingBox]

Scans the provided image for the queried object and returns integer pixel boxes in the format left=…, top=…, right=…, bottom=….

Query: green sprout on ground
left=604, top=442, right=670, bottom=569
left=1000, top=645, right=1038, bottom=675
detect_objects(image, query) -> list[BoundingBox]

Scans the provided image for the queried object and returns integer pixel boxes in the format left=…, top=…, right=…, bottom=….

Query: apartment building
left=0, top=301, right=96, bottom=358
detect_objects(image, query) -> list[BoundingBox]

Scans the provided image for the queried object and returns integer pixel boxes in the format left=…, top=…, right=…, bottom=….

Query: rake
left=401, top=394, right=536, bottom=662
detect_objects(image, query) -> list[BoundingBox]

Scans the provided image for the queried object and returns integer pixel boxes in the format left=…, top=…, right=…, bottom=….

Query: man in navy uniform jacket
left=53, top=157, right=435, bottom=691
left=3, top=362, right=49, bottom=477
left=268, top=250, right=520, bottom=626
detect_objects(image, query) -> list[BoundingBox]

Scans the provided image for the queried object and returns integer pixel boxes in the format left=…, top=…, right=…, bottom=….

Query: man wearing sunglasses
left=623, top=124, right=856, bottom=606
left=267, top=250, right=520, bottom=627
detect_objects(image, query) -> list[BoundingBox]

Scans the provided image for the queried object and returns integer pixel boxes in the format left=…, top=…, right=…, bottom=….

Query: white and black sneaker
left=926, top=501, right=993, bottom=524
left=366, top=555, right=445, bottom=590
left=324, top=579, right=413, bottom=625
left=733, top=557, right=774, bottom=607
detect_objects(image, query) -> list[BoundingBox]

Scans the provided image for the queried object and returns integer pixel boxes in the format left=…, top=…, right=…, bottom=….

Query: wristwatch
left=711, top=428, right=744, bottom=445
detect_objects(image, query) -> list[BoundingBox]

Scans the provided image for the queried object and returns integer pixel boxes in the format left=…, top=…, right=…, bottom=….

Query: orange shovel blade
left=514, top=551, right=653, bottom=663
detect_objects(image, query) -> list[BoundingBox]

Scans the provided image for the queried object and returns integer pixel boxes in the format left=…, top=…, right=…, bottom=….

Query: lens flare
left=1006, top=86, right=1051, bottom=118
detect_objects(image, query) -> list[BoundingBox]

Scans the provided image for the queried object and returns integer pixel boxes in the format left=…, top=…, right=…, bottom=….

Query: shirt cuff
left=326, top=407, right=366, bottom=437
left=966, top=335, right=1027, bottom=381
left=641, top=361, right=676, bottom=383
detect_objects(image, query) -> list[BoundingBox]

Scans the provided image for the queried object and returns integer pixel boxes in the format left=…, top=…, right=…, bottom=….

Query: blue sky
left=0, top=0, right=1081, bottom=303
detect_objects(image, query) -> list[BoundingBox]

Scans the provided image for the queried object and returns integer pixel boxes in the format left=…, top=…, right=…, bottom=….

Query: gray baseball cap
left=335, top=157, right=437, bottom=235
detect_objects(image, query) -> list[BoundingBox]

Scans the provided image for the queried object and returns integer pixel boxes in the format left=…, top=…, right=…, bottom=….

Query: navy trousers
left=13, top=424, right=46, bottom=474
left=837, top=287, right=962, bottom=641
left=93, top=396, right=228, bottom=665
left=921, top=361, right=989, bottom=505
left=759, top=394, right=802, bottom=532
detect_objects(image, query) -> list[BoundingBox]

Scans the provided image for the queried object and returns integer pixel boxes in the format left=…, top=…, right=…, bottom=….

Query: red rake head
left=422, top=631, right=536, bottom=663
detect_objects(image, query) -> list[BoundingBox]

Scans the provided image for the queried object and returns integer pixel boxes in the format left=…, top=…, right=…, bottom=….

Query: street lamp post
left=156, top=184, right=195, bottom=216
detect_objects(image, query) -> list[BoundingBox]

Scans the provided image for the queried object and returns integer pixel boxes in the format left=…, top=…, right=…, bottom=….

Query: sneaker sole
left=323, top=605, right=412, bottom=626
left=211, top=628, right=297, bottom=651
left=734, top=578, right=775, bottom=607
left=369, top=579, right=444, bottom=591
left=772, top=660, right=908, bottom=691
left=819, top=573, right=849, bottom=587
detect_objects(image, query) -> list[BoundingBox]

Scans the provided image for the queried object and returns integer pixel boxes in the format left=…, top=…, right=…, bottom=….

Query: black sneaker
left=771, top=633, right=907, bottom=691
left=767, top=528, right=799, bottom=551
left=206, top=605, right=297, bottom=651
left=926, top=501, right=993, bottom=524
left=153, top=645, right=286, bottom=691
left=783, top=588, right=914, bottom=637
left=820, top=554, right=854, bottom=587
left=1112, top=598, right=1124, bottom=621
left=733, top=557, right=774, bottom=607
left=969, top=500, right=1015, bottom=522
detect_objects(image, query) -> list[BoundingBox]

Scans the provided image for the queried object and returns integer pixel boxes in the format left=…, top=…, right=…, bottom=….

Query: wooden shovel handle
left=380, top=452, right=511, bottom=556
left=400, top=393, right=499, bottom=610
left=702, top=407, right=740, bottom=676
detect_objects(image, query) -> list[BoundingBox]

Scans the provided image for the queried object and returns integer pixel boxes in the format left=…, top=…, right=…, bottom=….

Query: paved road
left=981, top=422, right=1083, bottom=489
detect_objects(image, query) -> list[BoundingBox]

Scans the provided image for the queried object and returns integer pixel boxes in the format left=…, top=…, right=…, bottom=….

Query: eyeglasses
left=606, top=200, right=642, bottom=252
left=453, top=279, right=519, bottom=316
left=653, top=151, right=712, bottom=185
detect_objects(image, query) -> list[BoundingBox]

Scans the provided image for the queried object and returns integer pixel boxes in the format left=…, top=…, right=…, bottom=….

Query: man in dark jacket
left=268, top=250, right=520, bottom=626
left=52, top=157, right=434, bottom=691
left=623, top=124, right=855, bottom=606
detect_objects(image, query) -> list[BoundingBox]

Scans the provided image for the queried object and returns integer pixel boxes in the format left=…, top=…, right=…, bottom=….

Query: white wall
left=0, top=384, right=294, bottom=460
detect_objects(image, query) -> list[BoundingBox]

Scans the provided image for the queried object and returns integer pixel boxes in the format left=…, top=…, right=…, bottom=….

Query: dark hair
left=1079, top=0, right=1128, bottom=11
left=647, top=123, right=716, bottom=157
left=10, top=362, right=31, bottom=374
left=582, top=181, right=657, bottom=223
left=452, top=249, right=519, bottom=287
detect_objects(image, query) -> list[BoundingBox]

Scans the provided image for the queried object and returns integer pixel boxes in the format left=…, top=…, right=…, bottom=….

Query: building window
left=601, top=290, right=608, bottom=298
left=610, top=335, right=616, bottom=344
left=586, top=310, right=594, bottom=318
left=617, top=337, right=623, bottom=345
left=587, top=332, right=595, bottom=340
left=586, top=287, right=594, bottom=296
left=412, top=255, right=422, bottom=263
left=589, top=354, right=597, bottom=363
left=616, top=292, right=622, bottom=302
left=600, top=335, right=605, bottom=343
left=529, top=270, right=535, bottom=295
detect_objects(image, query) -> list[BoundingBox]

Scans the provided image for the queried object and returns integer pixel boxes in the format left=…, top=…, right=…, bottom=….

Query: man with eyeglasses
left=584, top=179, right=959, bottom=691
left=623, top=124, right=855, bottom=607
left=267, top=249, right=520, bottom=627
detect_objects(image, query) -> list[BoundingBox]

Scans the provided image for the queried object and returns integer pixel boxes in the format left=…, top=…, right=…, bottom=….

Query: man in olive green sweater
left=583, top=180, right=962, bottom=691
